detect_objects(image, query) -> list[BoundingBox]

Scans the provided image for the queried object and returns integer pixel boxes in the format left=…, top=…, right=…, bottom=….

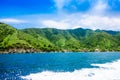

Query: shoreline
left=0, top=48, right=120, bottom=54
left=0, top=50, right=120, bottom=54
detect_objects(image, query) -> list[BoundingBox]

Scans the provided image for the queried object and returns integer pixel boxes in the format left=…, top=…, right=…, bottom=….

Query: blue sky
left=0, top=0, right=120, bottom=30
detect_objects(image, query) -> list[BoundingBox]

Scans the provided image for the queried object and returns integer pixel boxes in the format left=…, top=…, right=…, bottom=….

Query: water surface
left=0, top=52, right=120, bottom=80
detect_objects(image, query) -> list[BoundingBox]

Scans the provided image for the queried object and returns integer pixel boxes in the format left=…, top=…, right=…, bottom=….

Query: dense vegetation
left=0, top=22, right=120, bottom=53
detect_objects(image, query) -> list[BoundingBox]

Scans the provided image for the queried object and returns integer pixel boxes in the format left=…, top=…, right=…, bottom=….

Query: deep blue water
left=0, top=52, right=120, bottom=80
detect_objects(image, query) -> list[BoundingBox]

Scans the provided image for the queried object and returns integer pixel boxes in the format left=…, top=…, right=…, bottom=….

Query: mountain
left=0, top=22, right=120, bottom=53
left=22, top=28, right=120, bottom=52
left=0, top=23, right=57, bottom=53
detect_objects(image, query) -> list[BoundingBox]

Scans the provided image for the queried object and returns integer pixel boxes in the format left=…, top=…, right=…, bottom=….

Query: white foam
left=21, top=60, right=120, bottom=80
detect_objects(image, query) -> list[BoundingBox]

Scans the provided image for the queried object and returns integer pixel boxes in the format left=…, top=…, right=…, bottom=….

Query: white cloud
left=78, top=15, right=120, bottom=30
left=0, top=18, right=27, bottom=23
left=3, top=0, right=119, bottom=31
left=40, top=0, right=120, bottom=31
left=40, top=13, right=120, bottom=31
left=41, top=20, right=71, bottom=29
left=88, top=0, right=109, bottom=15
left=53, top=0, right=109, bottom=14
left=53, top=0, right=71, bottom=10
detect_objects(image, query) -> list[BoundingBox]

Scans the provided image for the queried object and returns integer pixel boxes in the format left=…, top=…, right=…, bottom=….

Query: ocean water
left=0, top=52, right=120, bottom=80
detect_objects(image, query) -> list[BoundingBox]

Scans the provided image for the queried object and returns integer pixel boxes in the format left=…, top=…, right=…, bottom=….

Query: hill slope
left=0, top=22, right=120, bottom=53
left=0, top=23, right=57, bottom=53
left=22, top=28, right=120, bottom=52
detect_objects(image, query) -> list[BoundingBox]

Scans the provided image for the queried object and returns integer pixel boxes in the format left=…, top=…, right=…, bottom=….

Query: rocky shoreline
left=0, top=48, right=119, bottom=54
left=0, top=48, right=39, bottom=54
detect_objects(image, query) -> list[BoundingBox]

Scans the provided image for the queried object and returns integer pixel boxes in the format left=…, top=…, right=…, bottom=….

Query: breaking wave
left=21, top=60, right=120, bottom=80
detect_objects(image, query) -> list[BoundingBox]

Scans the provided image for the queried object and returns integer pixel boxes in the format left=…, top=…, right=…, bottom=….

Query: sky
left=0, top=0, right=120, bottom=30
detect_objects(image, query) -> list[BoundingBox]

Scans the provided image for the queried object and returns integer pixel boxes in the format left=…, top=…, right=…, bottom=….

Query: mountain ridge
left=0, top=22, right=120, bottom=53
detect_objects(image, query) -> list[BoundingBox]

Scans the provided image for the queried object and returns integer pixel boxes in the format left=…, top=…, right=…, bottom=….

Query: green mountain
left=0, top=23, right=56, bottom=53
left=0, top=22, right=120, bottom=53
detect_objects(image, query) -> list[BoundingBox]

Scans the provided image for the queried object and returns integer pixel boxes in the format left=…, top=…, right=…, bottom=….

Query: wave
left=21, top=60, right=120, bottom=80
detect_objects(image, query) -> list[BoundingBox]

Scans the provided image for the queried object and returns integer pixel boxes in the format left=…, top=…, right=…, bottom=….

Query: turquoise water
left=0, top=52, right=120, bottom=80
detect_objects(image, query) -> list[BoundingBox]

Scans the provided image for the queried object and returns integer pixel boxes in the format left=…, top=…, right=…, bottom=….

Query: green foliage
left=0, top=23, right=16, bottom=42
left=0, top=22, right=120, bottom=52
left=22, top=27, right=120, bottom=52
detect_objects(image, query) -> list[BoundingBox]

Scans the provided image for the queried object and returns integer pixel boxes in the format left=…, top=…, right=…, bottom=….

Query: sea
left=0, top=52, right=120, bottom=80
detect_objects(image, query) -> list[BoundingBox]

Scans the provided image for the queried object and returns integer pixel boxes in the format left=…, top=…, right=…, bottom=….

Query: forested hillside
left=0, top=22, right=120, bottom=53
